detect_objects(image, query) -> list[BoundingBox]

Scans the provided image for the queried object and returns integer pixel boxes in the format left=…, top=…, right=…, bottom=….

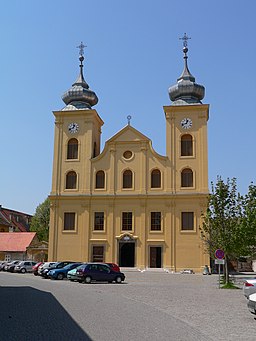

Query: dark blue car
left=76, top=263, right=125, bottom=284
left=48, top=262, right=83, bottom=280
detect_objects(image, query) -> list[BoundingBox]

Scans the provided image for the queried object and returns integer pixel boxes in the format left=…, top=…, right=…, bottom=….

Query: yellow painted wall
left=48, top=103, right=210, bottom=272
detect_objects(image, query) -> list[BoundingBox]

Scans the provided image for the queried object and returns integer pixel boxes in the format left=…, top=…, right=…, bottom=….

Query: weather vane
left=77, top=42, right=86, bottom=57
left=179, top=33, right=191, bottom=48
left=127, top=115, right=132, bottom=125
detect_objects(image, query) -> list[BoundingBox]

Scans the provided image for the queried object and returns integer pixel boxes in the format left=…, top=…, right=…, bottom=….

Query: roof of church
left=168, top=33, right=205, bottom=105
left=62, top=42, right=98, bottom=110
left=0, top=232, right=37, bottom=252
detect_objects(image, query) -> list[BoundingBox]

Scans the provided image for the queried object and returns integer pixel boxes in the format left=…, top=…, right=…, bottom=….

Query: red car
left=32, top=262, right=43, bottom=276
left=105, top=263, right=120, bottom=272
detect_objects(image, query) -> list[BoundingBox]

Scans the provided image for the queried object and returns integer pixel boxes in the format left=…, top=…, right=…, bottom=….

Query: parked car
left=67, top=264, right=86, bottom=282
left=247, top=293, right=256, bottom=315
left=5, top=260, right=22, bottom=272
left=32, top=262, right=43, bottom=276
left=105, top=263, right=120, bottom=272
left=14, top=261, right=37, bottom=273
left=38, top=262, right=58, bottom=276
left=76, top=263, right=125, bottom=284
left=0, top=261, right=7, bottom=271
left=48, top=262, right=83, bottom=280
left=243, top=279, right=256, bottom=298
left=41, top=261, right=75, bottom=278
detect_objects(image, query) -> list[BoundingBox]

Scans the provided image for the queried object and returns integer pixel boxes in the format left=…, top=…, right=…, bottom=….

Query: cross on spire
left=179, top=33, right=191, bottom=48
left=127, top=115, right=132, bottom=125
left=77, top=42, right=86, bottom=57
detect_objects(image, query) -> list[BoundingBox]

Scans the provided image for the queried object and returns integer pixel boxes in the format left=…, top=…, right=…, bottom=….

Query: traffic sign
left=215, top=249, right=225, bottom=259
left=215, top=259, right=225, bottom=265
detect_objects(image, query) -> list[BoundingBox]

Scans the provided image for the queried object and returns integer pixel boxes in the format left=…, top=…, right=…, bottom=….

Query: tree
left=240, top=183, right=256, bottom=258
left=200, top=177, right=243, bottom=284
left=30, top=198, right=50, bottom=241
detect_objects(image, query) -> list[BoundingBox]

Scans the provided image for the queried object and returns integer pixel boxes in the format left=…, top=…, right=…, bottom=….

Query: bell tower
left=164, top=34, right=209, bottom=193
left=48, top=43, right=104, bottom=261
left=50, top=43, right=104, bottom=197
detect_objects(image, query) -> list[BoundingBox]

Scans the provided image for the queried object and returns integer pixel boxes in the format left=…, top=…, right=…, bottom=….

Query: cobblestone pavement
left=0, top=271, right=256, bottom=340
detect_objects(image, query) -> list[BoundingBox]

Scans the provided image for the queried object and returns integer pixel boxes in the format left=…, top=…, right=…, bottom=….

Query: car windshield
left=63, top=264, right=74, bottom=270
left=77, top=264, right=85, bottom=270
left=78, top=264, right=87, bottom=270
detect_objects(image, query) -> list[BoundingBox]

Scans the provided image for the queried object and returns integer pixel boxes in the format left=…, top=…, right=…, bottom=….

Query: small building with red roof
left=0, top=232, right=43, bottom=262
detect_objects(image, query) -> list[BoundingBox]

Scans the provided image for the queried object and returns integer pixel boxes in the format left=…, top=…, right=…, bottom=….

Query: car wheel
left=57, top=273, right=64, bottom=280
left=21, top=268, right=26, bottom=274
left=84, top=276, right=92, bottom=284
left=115, top=276, right=122, bottom=284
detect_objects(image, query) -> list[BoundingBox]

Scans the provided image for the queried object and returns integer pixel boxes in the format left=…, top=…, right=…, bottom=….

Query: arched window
left=67, top=138, right=78, bottom=159
left=151, top=169, right=161, bottom=188
left=66, top=171, right=77, bottom=189
left=123, top=170, right=133, bottom=189
left=96, top=170, right=105, bottom=189
left=181, top=168, right=193, bottom=187
left=181, top=134, right=193, bottom=156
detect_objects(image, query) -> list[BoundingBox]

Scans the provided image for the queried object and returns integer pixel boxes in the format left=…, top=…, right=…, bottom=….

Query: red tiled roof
left=0, top=207, right=32, bottom=232
left=0, top=232, right=37, bottom=252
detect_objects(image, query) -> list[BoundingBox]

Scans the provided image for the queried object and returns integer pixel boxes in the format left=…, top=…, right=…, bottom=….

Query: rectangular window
left=122, top=212, right=132, bottom=230
left=92, top=246, right=104, bottom=262
left=4, top=254, right=11, bottom=262
left=64, top=212, right=76, bottom=230
left=94, top=212, right=104, bottom=230
left=181, top=212, right=194, bottom=230
left=151, top=212, right=161, bottom=231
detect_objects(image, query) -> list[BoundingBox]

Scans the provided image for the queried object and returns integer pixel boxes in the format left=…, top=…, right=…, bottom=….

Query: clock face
left=180, top=118, right=192, bottom=130
left=68, top=122, right=79, bottom=134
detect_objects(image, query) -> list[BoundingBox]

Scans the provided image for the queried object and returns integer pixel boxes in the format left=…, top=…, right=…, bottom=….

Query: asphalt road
left=0, top=271, right=255, bottom=341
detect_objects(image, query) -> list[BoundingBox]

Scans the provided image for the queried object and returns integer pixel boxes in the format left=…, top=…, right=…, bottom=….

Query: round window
left=123, top=150, right=133, bottom=160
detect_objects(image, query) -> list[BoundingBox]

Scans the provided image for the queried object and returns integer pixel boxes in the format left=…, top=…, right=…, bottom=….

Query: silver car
left=248, top=293, right=256, bottom=315
left=243, top=279, right=256, bottom=298
left=14, top=261, right=37, bottom=273
left=38, top=262, right=57, bottom=276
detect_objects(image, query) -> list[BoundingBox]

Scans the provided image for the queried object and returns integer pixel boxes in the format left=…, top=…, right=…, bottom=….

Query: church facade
left=48, top=40, right=210, bottom=272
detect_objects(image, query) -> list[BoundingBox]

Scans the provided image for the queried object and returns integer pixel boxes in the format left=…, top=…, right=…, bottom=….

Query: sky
left=0, top=0, right=255, bottom=215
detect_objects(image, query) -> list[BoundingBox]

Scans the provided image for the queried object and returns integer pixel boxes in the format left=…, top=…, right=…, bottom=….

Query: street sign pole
left=219, top=263, right=220, bottom=289
left=215, top=258, right=225, bottom=289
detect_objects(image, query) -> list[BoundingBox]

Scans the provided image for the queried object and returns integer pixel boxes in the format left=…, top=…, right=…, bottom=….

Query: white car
left=38, top=262, right=57, bottom=276
left=243, top=279, right=256, bottom=298
left=247, top=293, right=256, bottom=315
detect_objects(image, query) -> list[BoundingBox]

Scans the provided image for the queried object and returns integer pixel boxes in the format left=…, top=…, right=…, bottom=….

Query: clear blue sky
left=0, top=0, right=255, bottom=214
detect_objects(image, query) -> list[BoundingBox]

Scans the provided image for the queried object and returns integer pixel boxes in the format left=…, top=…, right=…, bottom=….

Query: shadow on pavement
left=0, top=286, right=92, bottom=341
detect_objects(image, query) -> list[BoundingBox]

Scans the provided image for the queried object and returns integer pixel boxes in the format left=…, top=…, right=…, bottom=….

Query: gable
left=107, top=125, right=150, bottom=143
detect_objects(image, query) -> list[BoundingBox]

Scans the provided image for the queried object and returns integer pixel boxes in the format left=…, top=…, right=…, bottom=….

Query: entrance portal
left=149, top=246, right=162, bottom=268
left=119, top=242, right=135, bottom=267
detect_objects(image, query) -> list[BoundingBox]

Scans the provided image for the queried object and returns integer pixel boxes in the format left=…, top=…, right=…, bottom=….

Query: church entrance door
left=119, top=242, right=135, bottom=267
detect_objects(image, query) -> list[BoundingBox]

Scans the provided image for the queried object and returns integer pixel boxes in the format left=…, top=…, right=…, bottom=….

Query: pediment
left=107, top=125, right=150, bottom=143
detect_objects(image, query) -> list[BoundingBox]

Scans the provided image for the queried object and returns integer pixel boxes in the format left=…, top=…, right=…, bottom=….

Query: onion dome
left=168, top=34, right=205, bottom=105
left=62, top=43, right=98, bottom=110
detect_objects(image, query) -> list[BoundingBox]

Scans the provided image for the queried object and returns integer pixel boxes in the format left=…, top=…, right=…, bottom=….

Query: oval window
left=123, top=150, right=133, bottom=160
